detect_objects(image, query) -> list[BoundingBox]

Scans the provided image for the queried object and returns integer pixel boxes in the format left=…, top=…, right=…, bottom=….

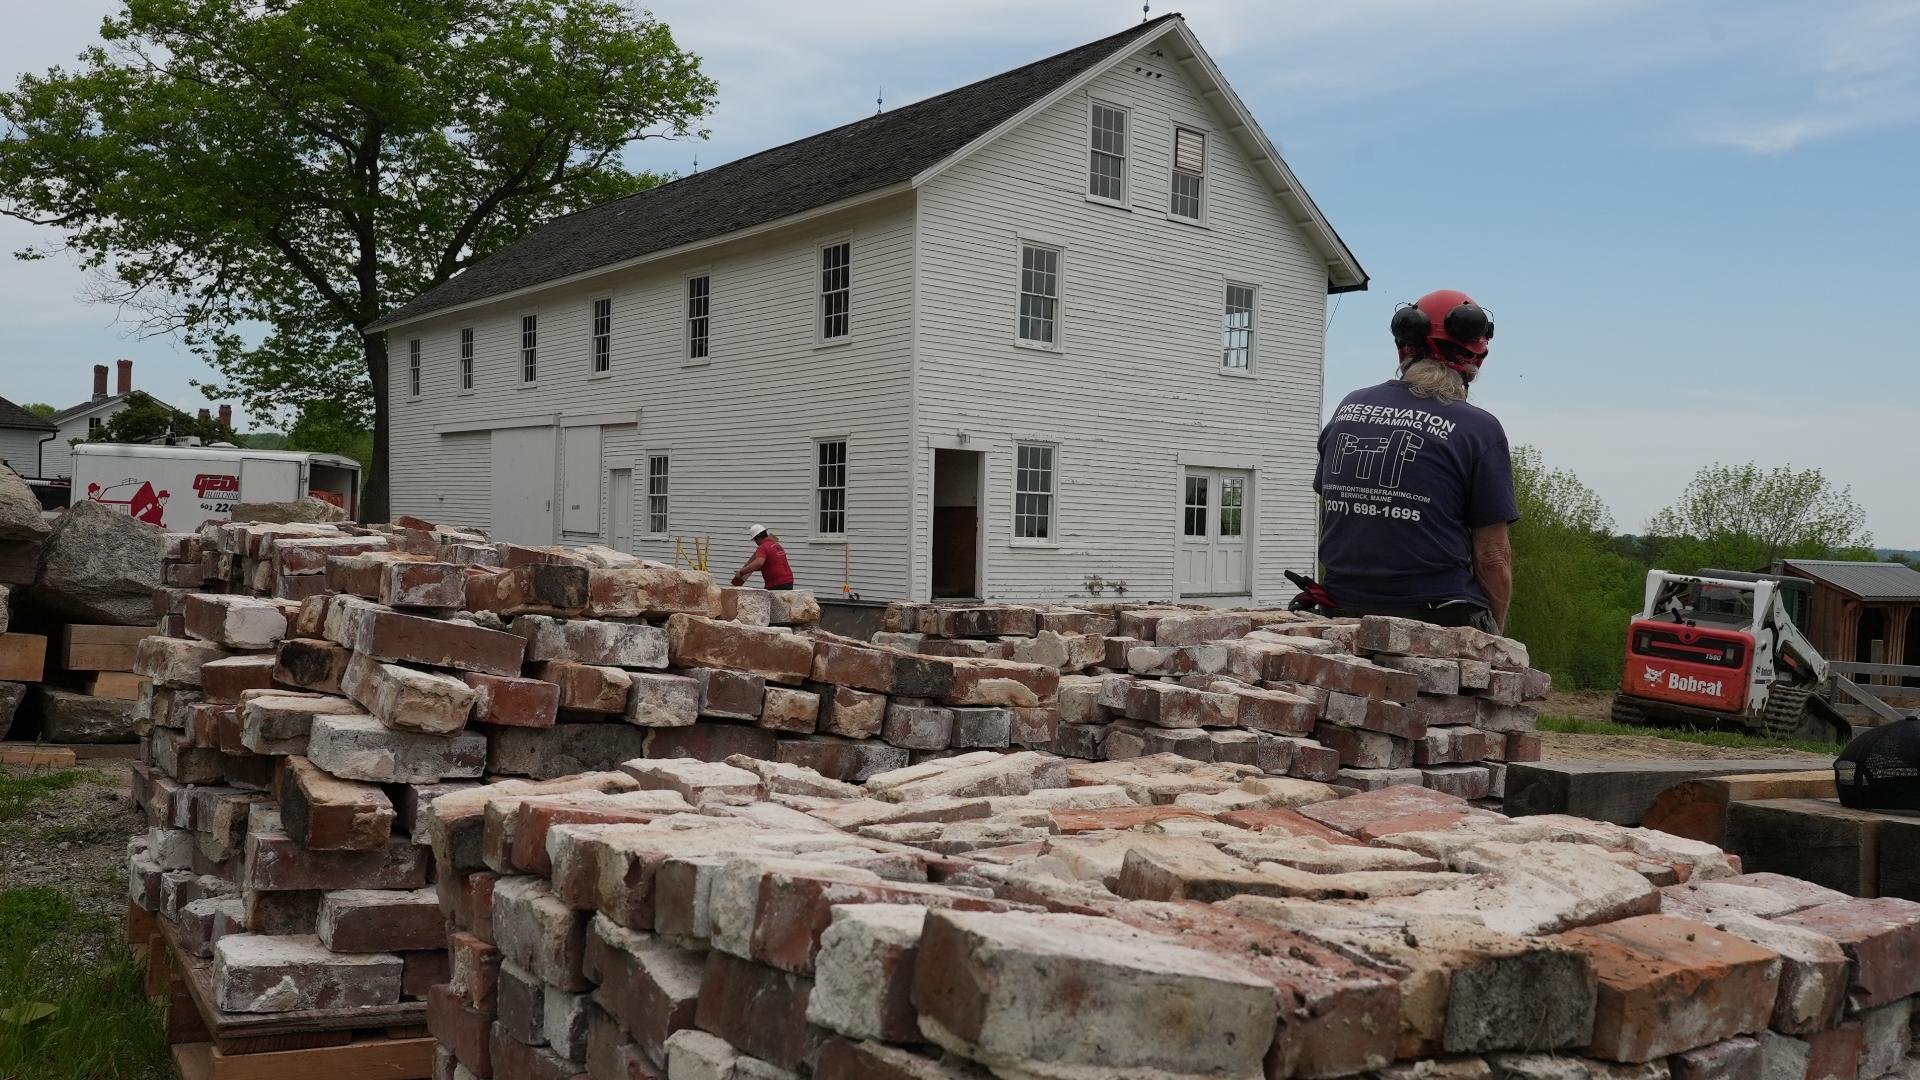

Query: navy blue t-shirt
left=1313, top=380, right=1518, bottom=610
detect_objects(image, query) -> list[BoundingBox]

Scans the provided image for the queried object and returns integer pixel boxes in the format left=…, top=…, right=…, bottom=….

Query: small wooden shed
left=1775, top=559, right=1920, bottom=677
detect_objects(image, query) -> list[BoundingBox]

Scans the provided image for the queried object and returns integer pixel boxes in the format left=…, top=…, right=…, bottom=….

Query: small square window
left=819, top=244, right=850, bottom=340
left=687, top=276, right=710, bottom=360
left=459, top=327, right=474, bottom=390
left=815, top=439, right=847, bottom=535
left=520, top=315, right=538, bottom=382
left=591, top=298, right=612, bottom=373
left=1014, top=443, right=1055, bottom=540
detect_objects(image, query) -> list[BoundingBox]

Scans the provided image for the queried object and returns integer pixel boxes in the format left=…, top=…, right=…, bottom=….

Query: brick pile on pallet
left=878, top=602, right=1548, bottom=803
left=418, top=749, right=1920, bottom=1080
left=121, top=515, right=1099, bottom=1033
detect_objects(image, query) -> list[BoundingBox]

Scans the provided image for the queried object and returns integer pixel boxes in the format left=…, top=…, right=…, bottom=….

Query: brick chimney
left=92, top=364, right=108, bottom=401
left=217, top=404, right=232, bottom=429
left=116, top=358, right=133, bottom=395
left=197, top=408, right=210, bottom=422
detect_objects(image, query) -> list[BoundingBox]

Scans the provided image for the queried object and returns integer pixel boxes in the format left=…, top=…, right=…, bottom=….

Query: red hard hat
left=1390, top=289, right=1494, bottom=373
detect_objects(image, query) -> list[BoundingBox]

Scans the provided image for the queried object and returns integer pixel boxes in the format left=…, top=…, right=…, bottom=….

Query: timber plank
left=62, top=624, right=152, bottom=672
left=172, top=1037, right=434, bottom=1080
left=0, top=632, right=47, bottom=682
left=1642, top=770, right=1836, bottom=845
left=1724, top=797, right=1885, bottom=897
left=0, top=745, right=76, bottom=767
left=1503, top=757, right=1832, bottom=825
left=159, top=918, right=426, bottom=1051
left=1874, top=815, right=1920, bottom=902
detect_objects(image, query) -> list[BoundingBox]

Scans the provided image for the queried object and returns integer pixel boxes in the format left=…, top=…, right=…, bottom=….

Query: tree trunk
left=361, top=333, right=390, bottom=523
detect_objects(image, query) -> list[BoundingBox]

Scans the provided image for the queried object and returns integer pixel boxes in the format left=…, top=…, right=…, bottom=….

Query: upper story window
left=591, top=298, right=612, bottom=373
left=1018, top=243, right=1060, bottom=347
left=819, top=243, right=850, bottom=340
left=815, top=439, right=847, bottom=535
left=459, top=327, right=474, bottom=390
left=88, top=415, right=103, bottom=432
left=1170, top=128, right=1205, bottom=221
left=1088, top=101, right=1128, bottom=203
left=1222, top=284, right=1255, bottom=370
left=520, top=315, right=538, bottom=382
left=408, top=338, right=421, bottom=397
left=687, top=276, right=710, bottom=360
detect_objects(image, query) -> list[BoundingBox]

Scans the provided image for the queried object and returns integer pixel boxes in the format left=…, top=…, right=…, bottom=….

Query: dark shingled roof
left=370, top=15, right=1183, bottom=332
left=0, top=396, right=55, bottom=432
left=1783, top=559, right=1920, bottom=602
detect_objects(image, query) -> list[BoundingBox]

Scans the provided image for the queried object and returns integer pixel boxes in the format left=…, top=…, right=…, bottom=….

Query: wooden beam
left=0, top=745, right=76, bottom=768
left=1641, top=770, right=1836, bottom=846
left=172, top=1037, right=435, bottom=1080
left=1504, top=758, right=1833, bottom=825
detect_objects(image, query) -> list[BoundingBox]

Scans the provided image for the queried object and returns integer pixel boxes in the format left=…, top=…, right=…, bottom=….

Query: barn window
left=1170, top=128, right=1205, bottom=221
left=1088, top=101, right=1128, bottom=203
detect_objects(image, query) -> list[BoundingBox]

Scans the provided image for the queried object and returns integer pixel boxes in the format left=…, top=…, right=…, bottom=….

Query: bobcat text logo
left=1665, top=672, right=1724, bottom=697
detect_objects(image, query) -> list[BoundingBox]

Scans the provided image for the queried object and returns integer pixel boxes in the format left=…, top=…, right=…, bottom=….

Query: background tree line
left=1506, top=453, right=1879, bottom=692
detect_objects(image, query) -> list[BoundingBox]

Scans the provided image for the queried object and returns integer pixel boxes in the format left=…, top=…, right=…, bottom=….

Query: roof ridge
left=528, top=14, right=1183, bottom=231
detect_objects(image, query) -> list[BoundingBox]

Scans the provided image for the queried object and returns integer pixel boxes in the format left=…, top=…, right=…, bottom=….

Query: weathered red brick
left=666, top=615, right=813, bottom=683
left=463, top=671, right=560, bottom=728
left=534, top=661, right=633, bottom=715
left=428, top=983, right=495, bottom=1077
left=587, top=567, right=720, bottom=619
left=1774, top=897, right=1920, bottom=1009
left=692, top=949, right=821, bottom=1071
left=1554, top=915, right=1780, bottom=1062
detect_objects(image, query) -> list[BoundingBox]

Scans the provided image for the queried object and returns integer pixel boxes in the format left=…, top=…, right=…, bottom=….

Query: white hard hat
left=747, top=524, right=768, bottom=539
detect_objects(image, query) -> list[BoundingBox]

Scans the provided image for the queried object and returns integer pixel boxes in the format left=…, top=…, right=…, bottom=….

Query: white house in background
left=370, top=15, right=1366, bottom=605
left=38, top=360, right=214, bottom=480
left=0, top=396, right=56, bottom=477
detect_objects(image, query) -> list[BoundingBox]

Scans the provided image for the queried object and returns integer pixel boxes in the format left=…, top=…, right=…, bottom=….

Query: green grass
left=0, top=888, right=170, bottom=1080
left=0, top=768, right=171, bottom=1080
left=1538, top=714, right=1838, bottom=756
left=0, top=768, right=99, bottom=823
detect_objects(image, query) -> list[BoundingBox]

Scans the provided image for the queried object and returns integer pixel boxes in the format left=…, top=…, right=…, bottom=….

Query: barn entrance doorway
left=932, top=449, right=983, bottom=599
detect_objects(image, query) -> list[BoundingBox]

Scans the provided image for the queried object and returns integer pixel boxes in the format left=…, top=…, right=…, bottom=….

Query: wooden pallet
left=153, top=917, right=432, bottom=1078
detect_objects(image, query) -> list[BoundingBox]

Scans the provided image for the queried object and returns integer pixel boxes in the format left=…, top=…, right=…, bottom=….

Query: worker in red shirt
left=731, top=524, right=795, bottom=591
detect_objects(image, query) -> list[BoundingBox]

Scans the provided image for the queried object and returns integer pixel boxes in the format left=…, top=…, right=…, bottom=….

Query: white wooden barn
left=371, top=15, right=1366, bottom=605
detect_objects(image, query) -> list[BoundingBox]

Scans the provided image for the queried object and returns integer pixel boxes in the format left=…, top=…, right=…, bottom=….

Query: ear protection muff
left=1389, top=299, right=1495, bottom=347
left=1444, top=302, right=1493, bottom=343
left=1389, top=303, right=1431, bottom=347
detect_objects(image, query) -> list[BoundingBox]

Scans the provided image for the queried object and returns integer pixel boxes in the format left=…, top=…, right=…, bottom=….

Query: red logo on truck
left=86, top=479, right=170, bottom=526
left=194, top=473, right=239, bottom=497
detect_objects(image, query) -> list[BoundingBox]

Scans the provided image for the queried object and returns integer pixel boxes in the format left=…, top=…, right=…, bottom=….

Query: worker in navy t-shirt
left=1312, top=289, right=1518, bottom=632
left=731, top=524, right=796, bottom=591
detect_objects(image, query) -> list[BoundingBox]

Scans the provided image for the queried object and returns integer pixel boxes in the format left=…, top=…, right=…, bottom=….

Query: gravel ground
left=0, top=761, right=141, bottom=967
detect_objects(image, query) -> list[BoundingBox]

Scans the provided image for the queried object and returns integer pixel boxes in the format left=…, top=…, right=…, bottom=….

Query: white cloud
left=1689, top=0, right=1920, bottom=153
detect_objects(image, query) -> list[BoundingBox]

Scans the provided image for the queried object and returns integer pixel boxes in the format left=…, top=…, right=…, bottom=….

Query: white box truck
left=71, top=443, right=361, bottom=530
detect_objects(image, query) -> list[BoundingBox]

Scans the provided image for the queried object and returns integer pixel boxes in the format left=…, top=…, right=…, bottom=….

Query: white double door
left=1177, top=467, right=1250, bottom=597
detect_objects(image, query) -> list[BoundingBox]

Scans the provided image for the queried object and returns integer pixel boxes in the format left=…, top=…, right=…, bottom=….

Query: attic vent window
left=1170, top=128, right=1205, bottom=221
left=1088, top=101, right=1128, bottom=203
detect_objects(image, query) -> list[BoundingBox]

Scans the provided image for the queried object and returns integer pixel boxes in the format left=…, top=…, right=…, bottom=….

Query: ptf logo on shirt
left=1327, top=430, right=1425, bottom=489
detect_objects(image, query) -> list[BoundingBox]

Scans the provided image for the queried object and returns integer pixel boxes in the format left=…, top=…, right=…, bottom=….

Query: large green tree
left=0, top=0, right=717, bottom=520
left=80, top=391, right=235, bottom=445
left=1647, top=462, right=1874, bottom=572
left=1504, top=446, right=1644, bottom=691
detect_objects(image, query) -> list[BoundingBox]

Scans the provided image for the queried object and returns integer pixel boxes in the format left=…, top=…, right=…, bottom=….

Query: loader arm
left=1766, top=589, right=1828, bottom=687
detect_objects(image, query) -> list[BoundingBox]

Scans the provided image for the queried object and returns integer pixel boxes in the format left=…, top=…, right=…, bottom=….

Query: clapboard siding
left=0, top=429, right=44, bottom=476
left=388, top=195, right=916, bottom=600
left=913, top=45, right=1325, bottom=604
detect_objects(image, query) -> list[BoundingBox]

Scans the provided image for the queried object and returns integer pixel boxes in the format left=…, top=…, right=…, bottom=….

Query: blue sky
left=3, top=1, right=1915, bottom=542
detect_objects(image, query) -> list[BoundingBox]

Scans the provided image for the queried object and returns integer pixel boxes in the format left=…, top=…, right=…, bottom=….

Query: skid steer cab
left=1612, top=569, right=1850, bottom=743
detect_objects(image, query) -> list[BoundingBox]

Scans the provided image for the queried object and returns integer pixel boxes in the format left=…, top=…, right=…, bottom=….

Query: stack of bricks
left=419, top=749, right=1920, bottom=1080
left=880, top=603, right=1549, bottom=803
left=124, top=516, right=1098, bottom=1027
